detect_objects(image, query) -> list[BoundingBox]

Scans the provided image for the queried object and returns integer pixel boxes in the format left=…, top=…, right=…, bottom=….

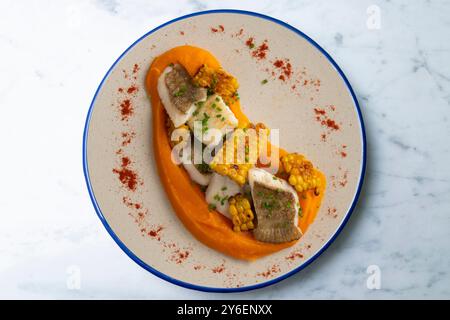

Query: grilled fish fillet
left=187, top=94, right=238, bottom=145
left=158, top=64, right=207, bottom=127
left=248, top=168, right=302, bottom=243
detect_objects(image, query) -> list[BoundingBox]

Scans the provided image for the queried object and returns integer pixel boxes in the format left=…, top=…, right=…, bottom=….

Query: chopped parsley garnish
left=208, top=203, right=217, bottom=211
left=192, top=101, right=204, bottom=116
left=211, top=75, right=218, bottom=89
left=173, top=84, right=187, bottom=97
left=213, top=193, right=229, bottom=206
left=262, top=201, right=273, bottom=210
left=201, top=113, right=210, bottom=133
left=195, top=163, right=211, bottom=174
left=261, top=79, right=268, bottom=85
left=220, top=195, right=229, bottom=205
left=298, top=206, right=303, bottom=217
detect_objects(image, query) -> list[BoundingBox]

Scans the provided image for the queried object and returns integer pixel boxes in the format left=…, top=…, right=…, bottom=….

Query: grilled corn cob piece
left=210, top=123, right=269, bottom=186
left=228, top=194, right=255, bottom=232
left=193, top=65, right=239, bottom=106
left=280, top=153, right=321, bottom=195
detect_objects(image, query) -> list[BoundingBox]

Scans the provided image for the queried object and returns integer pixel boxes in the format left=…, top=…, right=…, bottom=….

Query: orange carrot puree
left=146, top=46, right=325, bottom=261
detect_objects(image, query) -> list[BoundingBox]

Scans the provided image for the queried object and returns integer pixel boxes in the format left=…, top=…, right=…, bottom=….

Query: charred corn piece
left=210, top=123, right=269, bottom=185
left=229, top=194, right=255, bottom=232
left=281, top=153, right=321, bottom=194
left=193, top=65, right=239, bottom=106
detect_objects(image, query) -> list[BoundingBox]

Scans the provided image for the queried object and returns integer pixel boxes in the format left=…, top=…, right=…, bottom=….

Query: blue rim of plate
left=83, top=9, right=367, bottom=293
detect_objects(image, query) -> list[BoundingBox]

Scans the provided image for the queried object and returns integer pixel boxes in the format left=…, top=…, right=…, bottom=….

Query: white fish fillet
left=157, top=66, right=207, bottom=127
left=205, top=173, right=242, bottom=218
left=188, top=94, right=238, bottom=145
left=248, top=168, right=302, bottom=242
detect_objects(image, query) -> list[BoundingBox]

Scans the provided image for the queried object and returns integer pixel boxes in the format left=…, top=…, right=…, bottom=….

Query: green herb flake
left=261, top=79, right=268, bottom=85
left=173, top=84, right=187, bottom=97
left=220, top=195, right=229, bottom=206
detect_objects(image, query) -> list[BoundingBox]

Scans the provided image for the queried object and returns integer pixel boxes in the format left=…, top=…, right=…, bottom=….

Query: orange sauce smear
left=146, top=46, right=325, bottom=261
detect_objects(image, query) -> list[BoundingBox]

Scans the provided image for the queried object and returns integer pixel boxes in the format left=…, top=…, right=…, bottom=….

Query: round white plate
left=83, top=10, right=366, bottom=292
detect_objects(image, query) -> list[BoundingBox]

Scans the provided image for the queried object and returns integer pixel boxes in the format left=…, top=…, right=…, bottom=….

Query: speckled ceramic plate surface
left=83, top=10, right=366, bottom=292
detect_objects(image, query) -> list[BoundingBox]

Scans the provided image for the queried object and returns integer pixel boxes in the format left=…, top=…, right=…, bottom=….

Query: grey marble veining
left=0, top=0, right=449, bottom=299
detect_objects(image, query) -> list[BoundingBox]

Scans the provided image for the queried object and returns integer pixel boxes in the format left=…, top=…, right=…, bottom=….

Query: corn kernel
left=229, top=206, right=238, bottom=216
left=245, top=209, right=254, bottom=220
left=228, top=194, right=256, bottom=232
left=193, top=65, right=239, bottom=106
left=289, top=175, right=297, bottom=185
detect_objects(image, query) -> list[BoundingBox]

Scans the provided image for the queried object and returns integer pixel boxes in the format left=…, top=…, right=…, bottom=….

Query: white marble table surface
left=0, top=0, right=449, bottom=299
